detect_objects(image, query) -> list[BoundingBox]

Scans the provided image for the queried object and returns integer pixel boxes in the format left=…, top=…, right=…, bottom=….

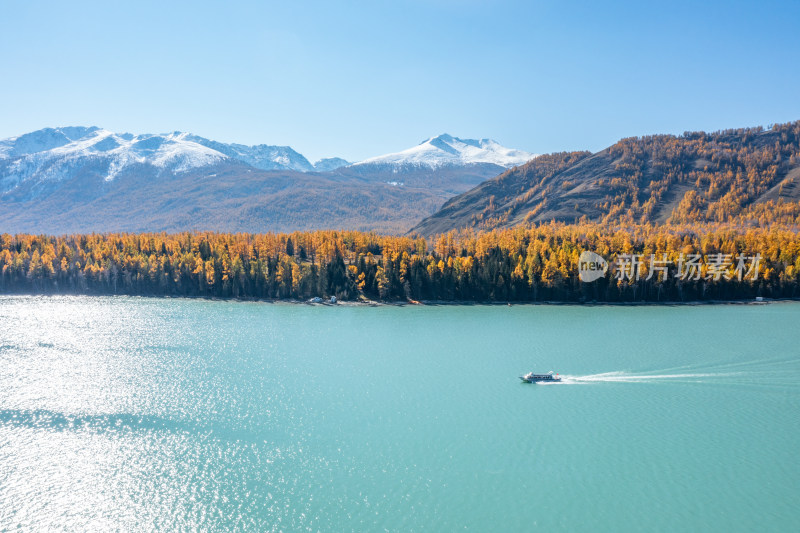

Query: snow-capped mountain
left=0, top=127, right=537, bottom=235
left=182, top=134, right=316, bottom=172
left=350, top=134, right=536, bottom=170
left=0, top=128, right=533, bottom=199
left=0, top=127, right=339, bottom=193
left=313, top=157, right=350, bottom=172
left=0, top=127, right=226, bottom=193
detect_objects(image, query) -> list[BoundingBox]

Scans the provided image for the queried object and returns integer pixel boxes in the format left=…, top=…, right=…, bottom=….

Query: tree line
left=1, top=224, right=798, bottom=303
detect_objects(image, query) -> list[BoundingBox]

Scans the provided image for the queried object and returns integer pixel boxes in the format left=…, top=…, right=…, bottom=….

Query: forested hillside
left=412, top=121, right=800, bottom=235
left=2, top=224, right=798, bottom=303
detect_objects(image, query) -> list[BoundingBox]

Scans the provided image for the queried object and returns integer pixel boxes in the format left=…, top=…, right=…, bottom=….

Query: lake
left=1, top=296, right=798, bottom=531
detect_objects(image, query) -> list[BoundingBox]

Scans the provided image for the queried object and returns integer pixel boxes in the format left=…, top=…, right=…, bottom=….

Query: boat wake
left=558, top=371, right=735, bottom=384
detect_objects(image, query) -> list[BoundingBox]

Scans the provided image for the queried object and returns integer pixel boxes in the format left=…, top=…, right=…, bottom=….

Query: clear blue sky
left=1, top=0, right=798, bottom=162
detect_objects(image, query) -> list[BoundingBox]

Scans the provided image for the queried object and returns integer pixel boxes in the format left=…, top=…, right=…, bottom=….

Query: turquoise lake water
left=0, top=296, right=798, bottom=531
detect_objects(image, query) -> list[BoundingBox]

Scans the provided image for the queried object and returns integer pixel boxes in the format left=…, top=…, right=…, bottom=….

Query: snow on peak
left=0, top=128, right=228, bottom=182
left=351, top=134, right=536, bottom=169
left=0, top=126, right=100, bottom=158
left=0, top=128, right=321, bottom=192
left=183, top=134, right=315, bottom=172
left=0, top=128, right=536, bottom=197
left=313, top=157, right=350, bottom=172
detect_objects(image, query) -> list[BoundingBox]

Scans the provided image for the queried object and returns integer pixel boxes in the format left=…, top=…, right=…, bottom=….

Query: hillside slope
left=412, top=121, right=800, bottom=235
left=0, top=162, right=451, bottom=234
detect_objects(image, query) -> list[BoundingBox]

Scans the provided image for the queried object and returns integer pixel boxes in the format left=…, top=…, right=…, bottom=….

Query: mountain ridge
left=0, top=128, right=533, bottom=193
left=0, top=127, right=535, bottom=235
left=351, top=133, right=536, bottom=170
left=411, top=121, right=800, bottom=235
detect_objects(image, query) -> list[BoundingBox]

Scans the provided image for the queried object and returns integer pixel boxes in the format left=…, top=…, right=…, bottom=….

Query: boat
left=519, top=371, right=561, bottom=383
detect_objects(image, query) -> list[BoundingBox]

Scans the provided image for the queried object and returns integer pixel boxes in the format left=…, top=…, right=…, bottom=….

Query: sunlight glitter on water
left=1, top=296, right=799, bottom=531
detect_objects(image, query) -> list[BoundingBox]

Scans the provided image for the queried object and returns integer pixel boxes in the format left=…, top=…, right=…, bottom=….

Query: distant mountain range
left=412, top=121, right=800, bottom=235
left=10, top=122, right=795, bottom=238
left=335, top=134, right=535, bottom=194
left=350, top=133, right=534, bottom=169
left=0, top=127, right=535, bottom=234
left=0, top=127, right=337, bottom=181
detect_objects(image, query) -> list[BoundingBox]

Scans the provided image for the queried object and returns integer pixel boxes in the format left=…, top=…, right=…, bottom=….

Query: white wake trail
left=560, top=371, right=735, bottom=384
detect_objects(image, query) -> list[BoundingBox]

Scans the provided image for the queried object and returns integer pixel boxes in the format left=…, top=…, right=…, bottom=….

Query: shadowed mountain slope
left=0, top=163, right=453, bottom=234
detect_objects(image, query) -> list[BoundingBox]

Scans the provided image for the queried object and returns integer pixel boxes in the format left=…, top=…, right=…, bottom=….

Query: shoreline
left=0, top=292, right=797, bottom=307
